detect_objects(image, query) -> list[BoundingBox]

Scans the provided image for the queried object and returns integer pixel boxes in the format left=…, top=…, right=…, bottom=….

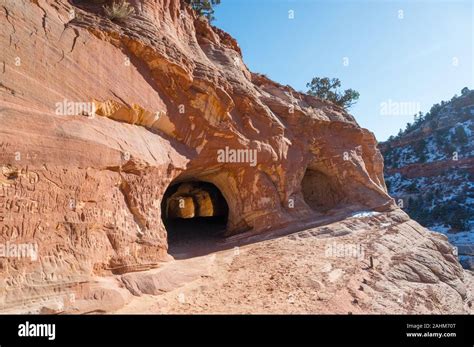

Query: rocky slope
left=114, top=210, right=473, bottom=314
left=380, top=90, right=474, bottom=270
left=0, top=0, right=472, bottom=313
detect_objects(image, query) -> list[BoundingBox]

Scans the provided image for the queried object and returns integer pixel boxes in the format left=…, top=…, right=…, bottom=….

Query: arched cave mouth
left=161, top=181, right=229, bottom=257
left=301, top=168, right=343, bottom=212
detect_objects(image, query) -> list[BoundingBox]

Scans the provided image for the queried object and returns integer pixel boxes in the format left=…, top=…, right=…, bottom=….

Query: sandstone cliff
left=0, top=0, right=472, bottom=313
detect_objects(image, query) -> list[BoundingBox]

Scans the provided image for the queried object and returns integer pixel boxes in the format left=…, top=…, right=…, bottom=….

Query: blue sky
left=213, top=0, right=473, bottom=141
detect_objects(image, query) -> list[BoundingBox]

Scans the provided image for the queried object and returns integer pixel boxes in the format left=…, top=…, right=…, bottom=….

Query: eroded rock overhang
left=0, top=0, right=394, bottom=311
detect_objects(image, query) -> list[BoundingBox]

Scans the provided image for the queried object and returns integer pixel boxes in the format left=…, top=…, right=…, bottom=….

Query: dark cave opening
left=161, top=181, right=229, bottom=258
left=301, top=168, right=343, bottom=212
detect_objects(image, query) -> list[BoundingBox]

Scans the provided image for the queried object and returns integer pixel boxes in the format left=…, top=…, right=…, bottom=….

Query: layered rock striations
left=0, top=0, right=471, bottom=313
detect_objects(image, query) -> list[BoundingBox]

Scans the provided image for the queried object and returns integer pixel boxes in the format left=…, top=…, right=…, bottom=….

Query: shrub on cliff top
left=306, top=77, right=360, bottom=109
left=103, top=0, right=135, bottom=21
left=186, top=0, right=221, bottom=22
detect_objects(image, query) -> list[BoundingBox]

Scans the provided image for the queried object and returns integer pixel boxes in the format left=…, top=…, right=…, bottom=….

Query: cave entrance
left=301, top=168, right=343, bottom=212
left=161, top=181, right=229, bottom=258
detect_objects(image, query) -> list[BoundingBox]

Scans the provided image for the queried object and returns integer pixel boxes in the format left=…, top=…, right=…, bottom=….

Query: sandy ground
left=113, top=211, right=474, bottom=314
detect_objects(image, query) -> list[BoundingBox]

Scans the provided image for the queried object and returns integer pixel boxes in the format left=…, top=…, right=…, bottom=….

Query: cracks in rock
left=56, top=23, right=80, bottom=66
left=3, top=5, right=17, bottom=48
left=0, top=82, right=17, bottom=95
left=69, top=27, right=80, bottom=53
left=110, top=90, right=132, bottom=109
left=29, top=27, right=38, bottom=38
left=142, top=139, right=158, bottom=163
left=261, top=169, right=284, bottom=207
left=3, top=6, right=15, bottom=34
left=54, top=27, right=79, bottom=66
left=39, top=4, right=48, bottom=38
left=55, top=49, right=65, bottom=66
left=117, top=174, right=148, bottom=239
left=30, top=0, right=48, bottom=38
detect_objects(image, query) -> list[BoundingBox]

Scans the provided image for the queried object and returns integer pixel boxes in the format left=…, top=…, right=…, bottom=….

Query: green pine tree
left=306, top=77, right=360, bottom=109
left=186, top=0, right=221, bottom=22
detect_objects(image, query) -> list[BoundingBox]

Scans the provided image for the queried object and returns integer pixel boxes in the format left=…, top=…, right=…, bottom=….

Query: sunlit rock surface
left=0, top=0, right=471, bottom=313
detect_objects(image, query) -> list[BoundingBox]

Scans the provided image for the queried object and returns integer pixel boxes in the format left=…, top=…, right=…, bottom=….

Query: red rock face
left=0, top=0, right=393, bottom=311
